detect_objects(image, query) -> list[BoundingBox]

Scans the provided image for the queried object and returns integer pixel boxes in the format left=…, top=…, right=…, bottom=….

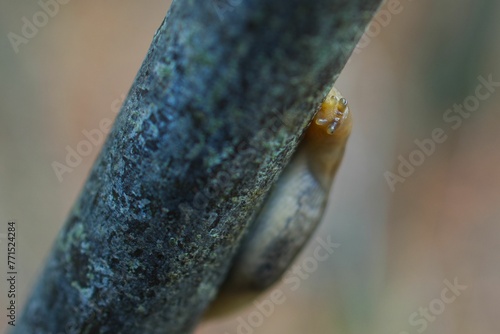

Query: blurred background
left=1, top=0, right=500, bottom=333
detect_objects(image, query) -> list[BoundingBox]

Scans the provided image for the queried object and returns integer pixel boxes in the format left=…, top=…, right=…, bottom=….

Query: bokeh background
left=1, top=0, right=500, bottom=333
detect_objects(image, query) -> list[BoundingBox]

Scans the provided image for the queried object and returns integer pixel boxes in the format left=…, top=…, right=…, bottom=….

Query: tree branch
left=15, top=0, right=382, bottom=333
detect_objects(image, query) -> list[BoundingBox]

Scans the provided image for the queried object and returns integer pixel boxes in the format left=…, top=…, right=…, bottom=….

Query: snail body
left=207, top=87, right=352, bottom=316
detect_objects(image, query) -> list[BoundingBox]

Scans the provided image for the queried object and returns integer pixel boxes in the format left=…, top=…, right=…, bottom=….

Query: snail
left=206, top=86, right=352, bottom=317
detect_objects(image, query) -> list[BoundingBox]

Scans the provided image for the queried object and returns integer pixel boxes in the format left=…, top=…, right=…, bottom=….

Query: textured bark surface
left=15, top=0, right=382, bottom=333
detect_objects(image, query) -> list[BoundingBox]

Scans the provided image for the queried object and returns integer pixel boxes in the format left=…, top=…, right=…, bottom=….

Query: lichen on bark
left=14, top=0, right=382, bottom=333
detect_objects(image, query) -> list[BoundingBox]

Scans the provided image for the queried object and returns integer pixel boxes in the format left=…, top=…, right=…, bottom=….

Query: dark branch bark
left=15, top=0, right=382, bottom=333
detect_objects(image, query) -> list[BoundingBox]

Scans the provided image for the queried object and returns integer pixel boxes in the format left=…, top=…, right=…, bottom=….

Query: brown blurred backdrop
left=1, top=1, right=500, bottom=333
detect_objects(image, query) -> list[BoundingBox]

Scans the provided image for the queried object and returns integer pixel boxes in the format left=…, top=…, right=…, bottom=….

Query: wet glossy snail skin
left=206, top=87, right=352, bottom=317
